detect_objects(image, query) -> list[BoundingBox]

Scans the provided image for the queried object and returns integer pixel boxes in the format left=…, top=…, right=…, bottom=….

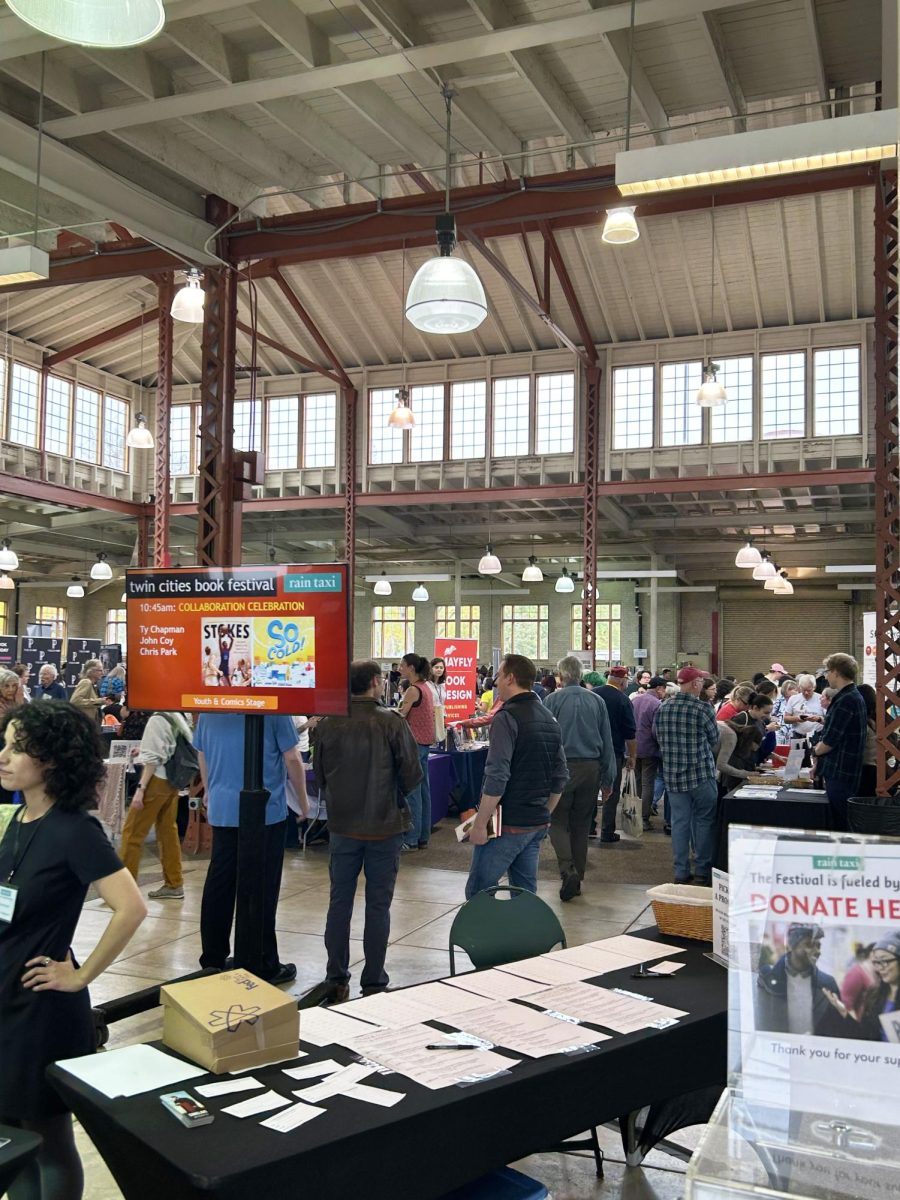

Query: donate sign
left=434, top=637, right=478, bottom=726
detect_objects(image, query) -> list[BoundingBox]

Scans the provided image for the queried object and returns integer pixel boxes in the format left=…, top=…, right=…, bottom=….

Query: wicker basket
left=646, top=883, right=714, bottom=941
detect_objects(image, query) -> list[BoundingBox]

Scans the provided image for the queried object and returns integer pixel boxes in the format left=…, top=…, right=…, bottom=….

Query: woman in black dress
left=0, top=701, right=146, bottom=1200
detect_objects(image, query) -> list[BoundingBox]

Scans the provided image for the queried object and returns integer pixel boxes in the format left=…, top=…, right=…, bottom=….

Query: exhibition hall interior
left=0, top=0, right=897, bottom=1197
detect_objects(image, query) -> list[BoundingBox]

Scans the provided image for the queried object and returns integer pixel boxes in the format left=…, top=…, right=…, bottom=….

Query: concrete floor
left=72, top=841, right=706, bottom=1200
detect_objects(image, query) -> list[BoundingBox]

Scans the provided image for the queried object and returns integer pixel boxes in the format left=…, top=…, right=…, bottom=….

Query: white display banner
left=863, top=611, right=876, bottom=687
left=730, top=830, right=900, bottom=1129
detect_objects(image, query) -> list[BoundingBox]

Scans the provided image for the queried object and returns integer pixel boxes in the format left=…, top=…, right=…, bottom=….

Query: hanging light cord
left=708, top=195, right=716, bottom=363
left=32, top=51, right=46, bottom=249
left=443, top=88, right=453, bottom=215
left=624, top=0, right=636, bottom=152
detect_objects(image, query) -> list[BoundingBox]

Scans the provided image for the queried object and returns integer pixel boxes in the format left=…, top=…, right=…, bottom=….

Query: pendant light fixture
left=171, top=269, right=205, bottom=324
left=478, top=544, right=502, bottom=575
left=8, top=0, right=165, bottom=47
left=373, top=572, right=392, bottom=597
left=735, top=541, right=762, bottom=568
left=404, top=87, right=487, bottom=335
left=602, top=0, right=640, bottom=246
left=763, top=567, right=783, bottom=592
left=0, top=539, right=19, bottom=571
left=127, top=310, right=154, bottom=448
left=0, top=53, right=49, bottom=285
left=66, top=577, right=85, bottom=598
left=0, top=574, right=13, bottom=591
left=388, top=384, right=415, bottom=429
left=753, top=553, right=777, bottom=581
left=411, top=583, right=429, bottom=602
left=697, top=197, right=728, bottom=407
left=120, top=592, right=127, bottom=603
left=90, top=551, right=113, bottom=581
left=555, top=566, right=575, bottom=594
left=773, top=570, right=794, bottom=595
left=522, top=555, right=543, bottom=583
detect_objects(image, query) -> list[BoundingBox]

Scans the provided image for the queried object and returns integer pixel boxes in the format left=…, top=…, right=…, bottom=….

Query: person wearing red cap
left=653, top=666, right=720, bottom=885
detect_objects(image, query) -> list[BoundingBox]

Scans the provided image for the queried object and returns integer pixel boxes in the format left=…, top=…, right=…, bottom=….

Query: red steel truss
left=581, top=365, right=601, bottom=658
left=874, top=169, right=900, bottom=795
left=154, top=277, right=174, bottom=568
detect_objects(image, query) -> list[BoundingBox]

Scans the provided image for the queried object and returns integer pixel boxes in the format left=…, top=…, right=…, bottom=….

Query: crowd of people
left=0, top=643, right=879, bottom=1198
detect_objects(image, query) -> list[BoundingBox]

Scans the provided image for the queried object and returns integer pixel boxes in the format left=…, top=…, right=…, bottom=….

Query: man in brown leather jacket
left=302, top=660, right=423, bottom=1006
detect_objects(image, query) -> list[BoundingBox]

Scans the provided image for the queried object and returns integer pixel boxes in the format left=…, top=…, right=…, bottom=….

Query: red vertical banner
left=434, top=637, right=478, bottom=726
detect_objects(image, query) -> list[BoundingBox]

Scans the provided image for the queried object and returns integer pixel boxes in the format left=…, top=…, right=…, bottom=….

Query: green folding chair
left=448, top=885, right=566, bottom=975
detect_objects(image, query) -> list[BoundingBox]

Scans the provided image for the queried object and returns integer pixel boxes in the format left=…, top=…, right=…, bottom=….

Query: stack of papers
left=526, top=982, right=687, bottom=1033
left=732, top=785, right=782, bottom=799
left=299, top=1006, right=379, bottom=1049
left=331, top=990, right=437, bottom=1029
left=348, top=1023, right=519, bottom=1090
left=446, top=1000, right=607, bottom=1057
left=443, top=968, right=550, bottom=1001
left=56, top=1044, right=205, bottom=1099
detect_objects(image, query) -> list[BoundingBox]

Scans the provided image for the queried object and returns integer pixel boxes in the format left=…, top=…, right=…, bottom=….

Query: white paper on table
left=400, top=981, right=491, bottom=1015
left=345, top=1083, right=406, bottom=1107
left=498, top=955, right=597, bottom=986
left=331, top=990, right=436, bottom=1029
left=649, top=960, right=685, bottom=975
left=548, top=944, right=642, bottom=976
left=282, top=1059, right=344, bottom=1081
left=294, top=1063, right=374, bottom=1103
left=196, top=1077, right=265, bottom=1098
left=299, top=1006, right=379, bottom=1049
left=443, top=969, right=550, bottom=1002
left=260, top=1100, right=326, bottom=1132
left=586, top=934, right=687, bottom=962
left=526, top=982, right=687, bottom=1033
left=348, top=1023, right=519, bottom=1090
left=447, top=1001, right=608, bottom=1058
left=222, top=1090, right=292, bottom=1118
left=55, top=1044, right=206, bottom=1099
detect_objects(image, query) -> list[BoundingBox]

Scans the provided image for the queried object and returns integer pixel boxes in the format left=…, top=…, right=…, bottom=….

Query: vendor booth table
left=715, top=786, right=833, bottom=871
left=49, top=929, right=727, bottom=1200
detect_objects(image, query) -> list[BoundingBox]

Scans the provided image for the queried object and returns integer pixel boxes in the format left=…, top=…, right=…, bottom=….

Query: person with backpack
left=118, top=709, right=197, bottom=900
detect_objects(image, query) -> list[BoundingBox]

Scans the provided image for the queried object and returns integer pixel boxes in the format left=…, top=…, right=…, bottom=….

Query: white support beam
left=81, top=47, right=172, bottom=100
left=696, top=11, right=746, bottom=132
left=0, top=169, right=111, bottom=247
left=39, top=0, right=756, bottom=140
left=164, top=17, right=248, bottom=84
left=0, top=109, right=219, bottom=263
left=603, top=28, right=672, bottom=144
left=802, top=0, right=830, bottom=119
left=252, top=0, right=329, bottom=67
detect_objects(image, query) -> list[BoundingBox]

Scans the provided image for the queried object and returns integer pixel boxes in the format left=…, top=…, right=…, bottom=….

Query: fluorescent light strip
left=836, top=583, right=876, bottom=591
left=595, top=570, right=677, bottom=579
left=634, top=586, right=717, bottom=593
left=616, top=109, right=898, bottom=196
left=364, top=574, right=451, bottom=582
left=823, top=565, right=876, bottom=574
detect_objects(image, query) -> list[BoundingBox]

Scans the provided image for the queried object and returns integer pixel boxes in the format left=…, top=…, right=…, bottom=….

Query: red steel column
left=154, top=276, right=174, bottom=568
left=874, top=169, right=900, bottom=795
left=196, top=197, right=239, bottom=567
left=343, top=386, right=358, bottom=633
left=581, top=365, right=601, bottom=658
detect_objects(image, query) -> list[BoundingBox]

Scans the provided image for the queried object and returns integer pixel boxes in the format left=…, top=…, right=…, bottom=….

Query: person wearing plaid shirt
left=811, top=653, right=868, bottom=830
left=654, top=667, right=719, bottom=885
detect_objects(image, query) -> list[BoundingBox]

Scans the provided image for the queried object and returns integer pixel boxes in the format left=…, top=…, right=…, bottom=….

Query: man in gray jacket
left=545, top=656, right=617, bottom=900
left=303, top=660, right=422, bottom=1005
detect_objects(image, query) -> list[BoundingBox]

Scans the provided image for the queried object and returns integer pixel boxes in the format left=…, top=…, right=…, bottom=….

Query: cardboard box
left=160, top=970, right=299, bottom=1074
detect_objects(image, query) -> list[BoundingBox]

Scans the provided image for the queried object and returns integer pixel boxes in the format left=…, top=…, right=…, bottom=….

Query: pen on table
left=425, top=1043, right=480, bottom=1050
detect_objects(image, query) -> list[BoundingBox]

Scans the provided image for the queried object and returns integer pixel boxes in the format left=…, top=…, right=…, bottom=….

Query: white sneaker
left=148, top=885, right=184, bottom=899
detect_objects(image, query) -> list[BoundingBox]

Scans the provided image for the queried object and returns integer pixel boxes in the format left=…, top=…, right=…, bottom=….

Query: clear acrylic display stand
left=685, top=825, right=900, bottom=1200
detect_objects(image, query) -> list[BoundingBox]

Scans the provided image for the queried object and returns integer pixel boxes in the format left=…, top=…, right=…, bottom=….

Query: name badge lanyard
left=3, top=811, right=44, bottom=885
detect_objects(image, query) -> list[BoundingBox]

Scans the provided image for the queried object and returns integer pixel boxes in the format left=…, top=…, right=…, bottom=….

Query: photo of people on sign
left=201, top=620, right=252, bottom=687
left=730, top=830, right=900, bottom=1130
left=125, top=564, right=348, bottom=717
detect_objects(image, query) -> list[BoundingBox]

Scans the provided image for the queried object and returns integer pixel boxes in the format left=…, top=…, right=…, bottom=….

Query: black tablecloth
left=0, top=1124, right=42, bottom=1194
left=49, top=930, right=726, bottom=1200
left=445, top=746, right=488, bottom=813
left=716, top=786, right=834, bottom=870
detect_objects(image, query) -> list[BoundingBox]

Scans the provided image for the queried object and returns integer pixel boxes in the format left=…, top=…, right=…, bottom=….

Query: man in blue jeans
left=654, top=666, right=719, bottom=886
left=465, top=654, right=568, bottom=899
left=303, top=660, right=422, bottom=1005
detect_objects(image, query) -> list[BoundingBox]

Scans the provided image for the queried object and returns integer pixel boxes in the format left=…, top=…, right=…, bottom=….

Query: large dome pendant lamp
left=404, top=87, right=487, bottom=336
left=8, top=0, right=165, bottom=48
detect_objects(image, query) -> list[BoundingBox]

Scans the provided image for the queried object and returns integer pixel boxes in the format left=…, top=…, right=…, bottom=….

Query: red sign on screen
left=125, top=564, right=350, bottom=717
left=434, top=637, right=479, bottom=725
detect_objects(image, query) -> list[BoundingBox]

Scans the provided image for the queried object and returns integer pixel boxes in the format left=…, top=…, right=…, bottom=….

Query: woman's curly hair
left=0, top=700, right=105, bottom=811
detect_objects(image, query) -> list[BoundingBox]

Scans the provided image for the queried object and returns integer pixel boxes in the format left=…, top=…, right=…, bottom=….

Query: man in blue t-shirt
left=193, top=714, right=308, bottom=984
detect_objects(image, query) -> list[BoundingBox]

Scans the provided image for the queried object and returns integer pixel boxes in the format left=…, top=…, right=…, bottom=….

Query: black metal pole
left=234, top=713, right=269, bottom=976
